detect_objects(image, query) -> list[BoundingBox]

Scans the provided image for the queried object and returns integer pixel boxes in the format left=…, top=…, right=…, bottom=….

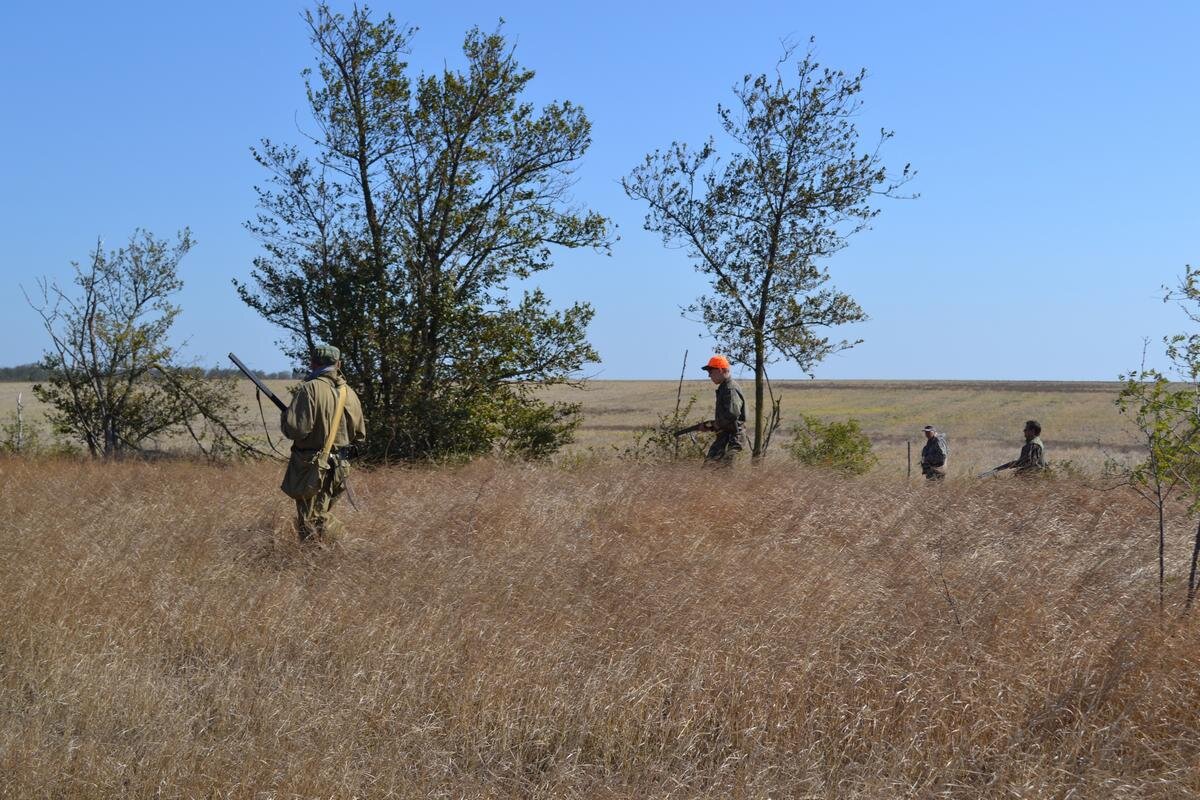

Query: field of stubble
left=2, top=457, right=1199, bottom=798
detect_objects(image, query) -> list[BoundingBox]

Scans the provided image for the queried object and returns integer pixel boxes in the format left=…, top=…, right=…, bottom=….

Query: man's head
left=1024, top=419, right=1042, bottom=440
left=310, top=344, right=341, bottom=372
left=701, top=354, right=732, bottom=384
left=923, top=425, right=937, bottom=440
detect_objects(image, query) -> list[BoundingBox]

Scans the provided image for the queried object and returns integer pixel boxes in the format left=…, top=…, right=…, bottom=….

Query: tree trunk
left=104, top=417, right=119, bottom=458
left=1187, top=517, right=1200, bottom=610
left=1157, top=482, right=1166, bottom=614
left=753, top=331, right=766, bottom=463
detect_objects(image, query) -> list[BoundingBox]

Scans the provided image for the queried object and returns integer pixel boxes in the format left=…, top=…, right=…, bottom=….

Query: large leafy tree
left=624, top=45, right=911, bottom=459
left=238, top=5, right=612, bottom=460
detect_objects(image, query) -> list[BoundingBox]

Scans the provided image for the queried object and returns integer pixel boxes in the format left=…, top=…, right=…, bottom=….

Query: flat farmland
left=543, top=379, right=1135, bottom=474
left=1, top=379, right=1137, bottom=474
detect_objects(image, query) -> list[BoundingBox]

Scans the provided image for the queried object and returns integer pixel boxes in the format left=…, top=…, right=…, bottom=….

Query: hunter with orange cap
left=699, top=355, right=747, bottom=464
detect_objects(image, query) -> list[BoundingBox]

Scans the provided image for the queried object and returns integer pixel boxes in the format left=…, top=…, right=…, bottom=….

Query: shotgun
left=228, top=352, right=288, bottom=412
left=673, top=421, right=711, bottom=437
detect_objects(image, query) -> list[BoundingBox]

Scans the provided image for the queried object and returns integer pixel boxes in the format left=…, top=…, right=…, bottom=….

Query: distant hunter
left=698, top=355, right=748, bottom=465
left=280, top=345, right=367, bottom=543
left=920, top=425, right=948, bottom=481
left=993, top=419, right=1047, bottom=476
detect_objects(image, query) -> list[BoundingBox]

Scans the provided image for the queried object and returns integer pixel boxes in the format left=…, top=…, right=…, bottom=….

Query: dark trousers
left=706, top=431, right=746, bottom=465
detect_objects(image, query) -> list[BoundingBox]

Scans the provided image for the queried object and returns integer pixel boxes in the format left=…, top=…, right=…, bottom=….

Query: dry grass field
left=3, top=457, right=1199, bottom=798
left=2, top=378, right=1137, bottom=475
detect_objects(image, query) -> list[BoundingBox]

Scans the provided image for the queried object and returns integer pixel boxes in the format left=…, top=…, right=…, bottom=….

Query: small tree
left=788, top=414, right=877, bottom=475
left=624, top=43, right=911, bottom=461
left=1160, top=264, right=1200, bottom=609
left=1114, top=368, right=1196, bottom=613
left=25, top=230, right=245, bottom=458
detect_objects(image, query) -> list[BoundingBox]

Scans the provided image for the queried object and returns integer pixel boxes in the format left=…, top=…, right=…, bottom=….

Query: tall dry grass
left=1, top=457, right=1198, bottom=798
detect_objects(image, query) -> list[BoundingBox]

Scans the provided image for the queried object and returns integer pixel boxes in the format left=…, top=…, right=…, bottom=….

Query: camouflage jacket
left=1006, top=436, right=1046, bottom=473
left=713, top=379, right=747, bottom=436
left=281, top=370, right=367, bottom=452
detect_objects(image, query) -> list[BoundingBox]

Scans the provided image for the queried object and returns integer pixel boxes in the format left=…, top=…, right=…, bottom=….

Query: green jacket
left=713, top=378, right=747, bottom=436
left=281, top=371, right=367, bottom=452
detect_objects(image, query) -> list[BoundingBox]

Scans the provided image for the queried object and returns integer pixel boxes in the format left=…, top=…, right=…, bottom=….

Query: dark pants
left=706, top=431, right=746, bottom=466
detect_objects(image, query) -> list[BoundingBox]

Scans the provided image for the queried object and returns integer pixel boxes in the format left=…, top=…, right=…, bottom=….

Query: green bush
left=0, top=413, right=80, bottom=457
left=622, top=395, right=709, bottom=462
left=788, top=415, right=877, bottom=475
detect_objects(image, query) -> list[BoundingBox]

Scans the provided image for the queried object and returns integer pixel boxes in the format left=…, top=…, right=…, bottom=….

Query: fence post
left=907, top=439, right=911, bottom=479
left=15, top=392, right=23, bottom=453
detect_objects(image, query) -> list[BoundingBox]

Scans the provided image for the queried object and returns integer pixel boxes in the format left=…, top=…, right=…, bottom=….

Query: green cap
left=313, top=345, right=341, bottom=366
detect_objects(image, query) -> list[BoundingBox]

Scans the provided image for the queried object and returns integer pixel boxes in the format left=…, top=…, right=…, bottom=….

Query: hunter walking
left=699, top=355, right=747, bottom=465
left=993, top=419, right=1047, bottom=475
left=920, top=425, right=948, bottom=480
left=280, top=345, right=366, bottom=543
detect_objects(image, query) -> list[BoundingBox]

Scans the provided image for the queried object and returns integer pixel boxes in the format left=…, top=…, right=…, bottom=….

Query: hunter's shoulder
left=300, top=375, right=332, bottom=391
left=300, top=374, right=343, bottom=400
left=291, top=377, right=319, bottom=397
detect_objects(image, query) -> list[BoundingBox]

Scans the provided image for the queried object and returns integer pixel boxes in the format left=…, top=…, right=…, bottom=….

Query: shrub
left=0, top=413, right=80, bottom=457
left=788, top=414, right=877, bottom=475
left=623, top=395, right=709, bottom=462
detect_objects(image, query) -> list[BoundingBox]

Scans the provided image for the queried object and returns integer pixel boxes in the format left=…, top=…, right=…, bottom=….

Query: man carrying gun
left=279, top=345, right=367, bottom=543
left=981, top=419, right=1047, bottom=478
left=686, top=354, right=747, bottom=466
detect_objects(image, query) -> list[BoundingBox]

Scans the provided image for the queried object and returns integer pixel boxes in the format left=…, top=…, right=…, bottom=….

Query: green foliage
left=0, top=413, right=81, bottom=457
left=623, top=42, right=911, bottom=458
left=1114, top=370, right=1199, bottom=499
left=1161, top=262, right=1200, bottom=609
left=491, top=390, right=583, bottom=461
left=1048, top=459, right=1086, bottom=479
left=238, top=6, right=612, bottom=462
left=1, top=413, right=42, bottom=454
left=26, top=230, right=247, bottom=458
left=1115, top=332, right=1200, bottom=611
left=622, top=395, right=709, bottom=462
left=788, top=414, right=877, bottom=475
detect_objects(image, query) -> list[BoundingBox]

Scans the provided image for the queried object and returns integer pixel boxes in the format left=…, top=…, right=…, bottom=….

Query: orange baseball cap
left=701, top=355, right=731, bottom=371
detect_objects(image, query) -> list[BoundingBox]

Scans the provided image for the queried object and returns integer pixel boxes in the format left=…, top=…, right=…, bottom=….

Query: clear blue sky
left=1, top=1, right=1196, bottom=379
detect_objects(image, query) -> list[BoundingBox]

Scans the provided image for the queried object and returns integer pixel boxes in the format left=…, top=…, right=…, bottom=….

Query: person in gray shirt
left=920, top=425, right=948, bottom=481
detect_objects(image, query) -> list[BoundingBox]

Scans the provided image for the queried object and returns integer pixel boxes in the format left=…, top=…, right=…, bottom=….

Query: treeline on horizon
left=0, top=363, right=296, bottom=382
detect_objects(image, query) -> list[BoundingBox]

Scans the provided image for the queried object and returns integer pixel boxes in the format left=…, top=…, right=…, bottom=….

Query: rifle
left=977, top=466, right=1003, bottom=478
left=228, top=352, right=288, bottom=412
left=673, top=421, right=711, bottom=437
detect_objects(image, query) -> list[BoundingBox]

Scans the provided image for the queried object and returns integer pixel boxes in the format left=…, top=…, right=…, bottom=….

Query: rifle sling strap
left=319, top=384, right=349, bottom=464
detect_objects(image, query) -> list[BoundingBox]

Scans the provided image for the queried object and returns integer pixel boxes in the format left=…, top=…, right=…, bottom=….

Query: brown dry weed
left=1, top=457, right=1198, bottom=798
